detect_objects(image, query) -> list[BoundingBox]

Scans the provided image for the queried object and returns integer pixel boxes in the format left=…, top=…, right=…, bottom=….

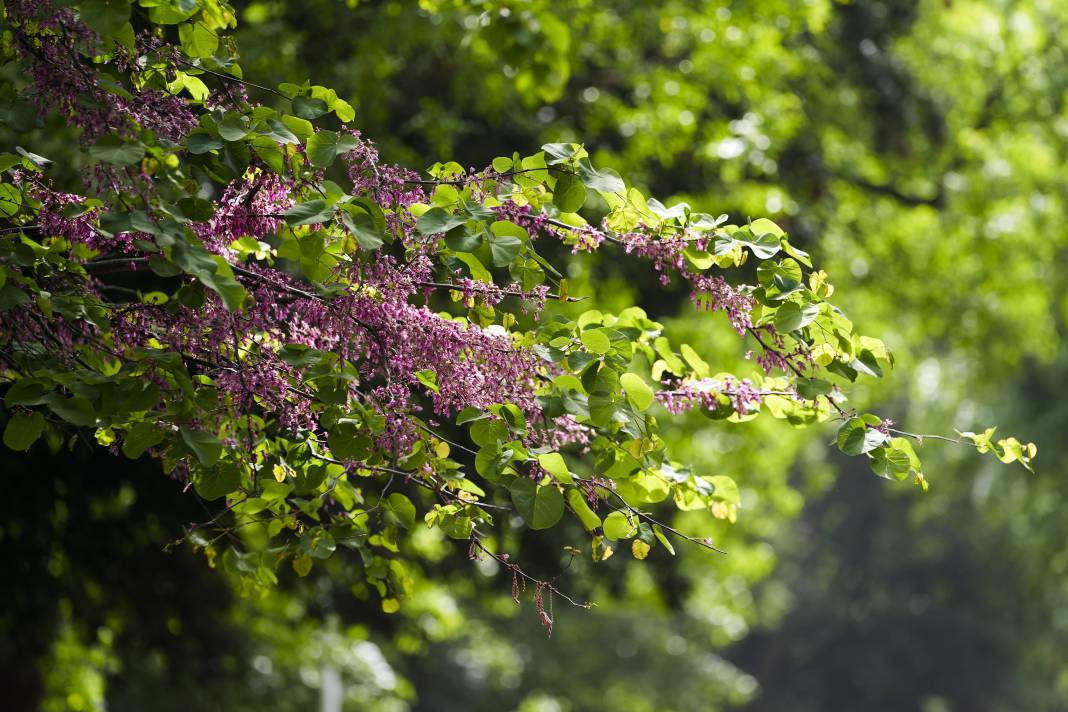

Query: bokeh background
left=5, top=0, right=1068, bottom=710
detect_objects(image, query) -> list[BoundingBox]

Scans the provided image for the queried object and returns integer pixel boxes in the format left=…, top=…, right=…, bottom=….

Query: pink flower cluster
left=619, top=229, right=700, bottom=282
left=656, top=376, right=765, bottom=416
left=10, top=1, right=196, bottom=143
left=195, top=172, right=293, bottom=255
left=34, top=189, right=109, bottom=250
left=749, top=325, right=812, bottom=374
left=533, top=415, right=594, bottom=451
left=343, top=133, right=427, bottom=218
left=689, top=275, right=754, bottom=335
left=447, top=277, right=549, bottom=313
left=3, top=0, right=804, bottom=489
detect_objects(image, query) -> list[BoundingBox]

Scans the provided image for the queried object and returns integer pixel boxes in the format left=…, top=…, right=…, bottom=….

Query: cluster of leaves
left=0, top=0, right=1033, bottom=615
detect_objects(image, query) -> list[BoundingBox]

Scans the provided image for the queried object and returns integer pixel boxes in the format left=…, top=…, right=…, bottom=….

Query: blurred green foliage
left=4, top=0, right=1067, bottom=710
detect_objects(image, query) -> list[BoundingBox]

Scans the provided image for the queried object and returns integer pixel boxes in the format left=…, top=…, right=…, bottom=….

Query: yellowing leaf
left=631, top=539, right=651, bottom=560
left=591, top=535, right=614, bottom=562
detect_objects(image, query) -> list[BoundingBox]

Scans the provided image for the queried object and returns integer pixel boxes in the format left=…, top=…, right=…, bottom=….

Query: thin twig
left=468, top=531, right=591, bottom=609
left=174, top=57, right=290, bottom=100
left=589, top=481, right=726, bottom=555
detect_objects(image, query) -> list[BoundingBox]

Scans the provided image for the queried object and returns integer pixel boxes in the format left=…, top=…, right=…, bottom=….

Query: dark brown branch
left=417, top=281, right=586, bottom=303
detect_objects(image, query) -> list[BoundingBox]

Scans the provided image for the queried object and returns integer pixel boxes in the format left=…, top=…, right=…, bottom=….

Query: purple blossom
left=656, top=376, right=765, bottom=416
left=689, top=275, right=754, bottom=335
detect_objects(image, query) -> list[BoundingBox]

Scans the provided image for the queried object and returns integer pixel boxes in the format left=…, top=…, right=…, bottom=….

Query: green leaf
left=4, top=379, right=50, bottom=407
left=774, top=302, right=803, bottom=333
left=445, top=226, right=483, bottom=252
left=654, top=336, right=686, bottom=374
left=121, top=421, right=163, bottom=459
left=680, top=344, right=710, bottom=378
left=836, top=417, right=888, bottom=456
left=79, top=0, right=131, bottom=36
left=307, top=130, right=339, bottom=167
left=292, top=96, right=329, bottom=120
left=542, top=142, right=582, bottom=164
left=537, top=452, right=573, bottom=484
left=603, top=510, right=638, bottom=540
left=490, top=220, right=529, bottom=241
left=855, top=349, right=884, bottom=378
left=576, top=158, right=625, bottom=193
left=553, top=173, right=586, bottom=212
left=180, top=426, right=224, bottom=467
left=416, top=207, right=466, bottom=235
left=415, top=369, right=440, bottom=393
left=292, top=556, right=313, bottom=576
left=177, top=74, right=209, bottom=102
left=251, top=137, right=285, bottom=174
left=749, top=217, right=785, bottom=238
left=454, top=252, right=492, bottom=283
left=456, top=407, right=488, bottom=426
left=869, top=445, right=912, bottom=480
left=708, top=475, right=741, bottom=505
left=580, top=328, right=612, bottom=355
left=179, top=20, right=218, bottom=58
left=653, top=524, right=676, bottom=556
left=0, top=154, right=22, bottom=173
left=169, top=245, right=246, bottom=311
left=738, top=231, right=782, bottom=259
left=386, top=493, right=417, bottom=529
left=509, top=478, right=564, bottom=530
left=620, top=372, right=655, bottom=411
left=46, top=394, right=97, bottom=427
left=218, top=141, right=249, bottom=179
left=782, top=240, right=812, bottom=267
left=340, top=203, right=384, bottom=250
left=284, top=200, right=332, bottom=226
left=217, top=114, right=250, bottom=141
left=0, top=102, right=38, bottom=133
left=148, top=0, right=195, bottom=24
left=683, top=246, right=715, bottom=270
left=307, top=527, right=335, bottom=559
left=89, top=135, right=145, bottom=166
left=488, top=232, right=523, bottom=267
left=0, top=183, right=21, bottom=218
left=333, top=99, right=356, bottom=123
left=567, top=489, right=601, bottom=531
left=192, top=462, right=241, bottom=501
left=0, top=285, right=29, bottom=311
left=3, top=411, right=44, bottom=451
left=797, top=377, right=833, bottom=399
left=474, top=443, right=504, bottom=479
left=176, top=197, right=215, bottom=222
left=260, top=118, right=300, bottom=145
left=280, top=115, right=315, bottom=143
left=328, top=425, right=371, bottom=461
left=186, top=130, right=223, bottom=154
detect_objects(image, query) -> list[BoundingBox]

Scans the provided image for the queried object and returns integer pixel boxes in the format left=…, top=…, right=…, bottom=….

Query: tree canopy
left=0, top=1, right=1057, bottom=711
